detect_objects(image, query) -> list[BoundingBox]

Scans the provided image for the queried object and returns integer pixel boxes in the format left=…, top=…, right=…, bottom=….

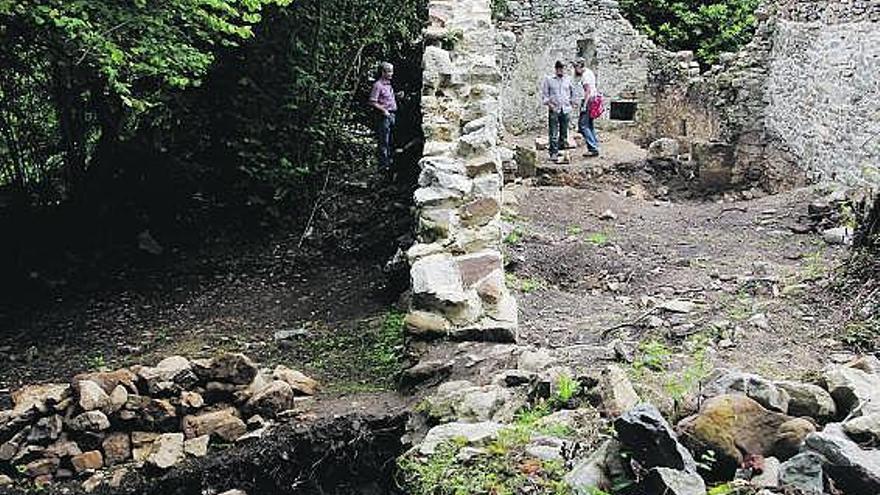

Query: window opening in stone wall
left=610, top=101, right=637, bottom=121
left=577, top=39, right=597, bottom=70
left=680, top=119, right=688, bottom=136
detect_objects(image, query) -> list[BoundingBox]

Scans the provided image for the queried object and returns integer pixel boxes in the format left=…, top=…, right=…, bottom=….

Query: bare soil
left=504, top=131, right=853, bottom=393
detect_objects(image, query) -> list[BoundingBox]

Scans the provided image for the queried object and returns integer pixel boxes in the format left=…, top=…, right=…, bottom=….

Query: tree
left=619, top=0, right=761, bottom=67
left=0, top=0, right=290, bottom=200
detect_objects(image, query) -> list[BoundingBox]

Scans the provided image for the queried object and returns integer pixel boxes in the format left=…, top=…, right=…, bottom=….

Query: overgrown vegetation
left=619, top=0, right=762, bottom=66
left=837, top=194, right=880, bottom=353
left=0, top=0, right=426, bottom=310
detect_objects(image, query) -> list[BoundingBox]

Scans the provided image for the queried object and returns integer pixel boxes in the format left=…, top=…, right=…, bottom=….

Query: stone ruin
left=405, top=0, right=518, bottom=343
left=0, top=353, right=318, bottom=490
left=492, top=0, right=880, bottom=192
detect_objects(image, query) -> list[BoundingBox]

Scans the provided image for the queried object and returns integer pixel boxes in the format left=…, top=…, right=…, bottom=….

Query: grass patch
left=283, top=309, right=406, bottom=393
left=504, top=224, right=527, bottom=246
left=584, top=232, right=610, bottom=246
left=566, top=225, right=584, bottom=236
left=506, top=273, right=544, bottom=293
left=398, top=420, right=573, bottom=495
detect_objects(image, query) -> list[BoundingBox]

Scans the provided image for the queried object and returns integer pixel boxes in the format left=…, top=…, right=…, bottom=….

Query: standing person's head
left=573, top=59, right=585, bottom=76
left=380, top=62, right=394, bottom=81
left=554, top=60, right=565, bottom=77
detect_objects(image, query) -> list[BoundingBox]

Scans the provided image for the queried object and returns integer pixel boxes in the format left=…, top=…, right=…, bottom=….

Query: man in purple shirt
left=369, top=62, right=398, bottom=172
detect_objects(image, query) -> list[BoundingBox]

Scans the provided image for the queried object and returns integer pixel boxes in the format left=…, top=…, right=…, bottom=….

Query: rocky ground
left=398, top=131, right=876, bottom=495
left=1, top=129, right=875, bottom=494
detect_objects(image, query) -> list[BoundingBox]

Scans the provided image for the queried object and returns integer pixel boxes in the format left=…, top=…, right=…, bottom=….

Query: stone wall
left=405, top=0, right=517, bottom=343
left=645, top=0, right=880, bottom=190
left=494, top=0, right=687, bottom=136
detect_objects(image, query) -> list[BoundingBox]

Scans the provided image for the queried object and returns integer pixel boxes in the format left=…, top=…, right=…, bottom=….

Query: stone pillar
left=405, top=0, right=517, bottom=343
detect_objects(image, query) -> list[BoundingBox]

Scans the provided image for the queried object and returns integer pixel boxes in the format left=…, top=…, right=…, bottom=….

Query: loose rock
left=72, top=451, right=104, bottom=472
left=146, top=433, right=185, bottom=470
left=779, top=451, right=824, bottom=494
left=645, top=467, right=706, bottom=495
left=775, top=380, right=836, bottom=421
left=182, top=408, right=247, bottom=442
left=615, top=404, right=697, bottom=473
left=418, top=421, right=504, bottom=455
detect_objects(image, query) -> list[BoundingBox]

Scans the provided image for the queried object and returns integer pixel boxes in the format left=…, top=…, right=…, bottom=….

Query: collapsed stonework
left=405, top=0, right=518, bottom=342
left=0, top=353, right=319, bottom=491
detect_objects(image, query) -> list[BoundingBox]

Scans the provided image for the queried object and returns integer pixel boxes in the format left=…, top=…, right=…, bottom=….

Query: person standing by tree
left=573, top=59, right=600, bottom=157
left=540, top=60, right=575, bottom=162
left=369, top=62, right=398, bottom=173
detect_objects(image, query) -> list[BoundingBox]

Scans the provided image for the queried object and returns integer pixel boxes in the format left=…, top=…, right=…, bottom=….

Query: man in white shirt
left=574, top=58, right=599, bottom=156
left=540, top=60, right=576, bottom=161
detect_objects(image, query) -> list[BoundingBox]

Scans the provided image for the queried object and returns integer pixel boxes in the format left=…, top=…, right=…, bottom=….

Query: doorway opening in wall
left=577, top=39, right=597, bottom=70
left=610, top=101, right=637, bottom=121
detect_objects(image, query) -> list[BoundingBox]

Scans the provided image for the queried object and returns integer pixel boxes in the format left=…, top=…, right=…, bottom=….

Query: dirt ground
left=0, top=168, right=414, bottom=405
left=503, top=131, right=853, bottom=399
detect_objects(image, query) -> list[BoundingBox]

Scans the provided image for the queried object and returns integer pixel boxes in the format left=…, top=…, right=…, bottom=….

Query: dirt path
left=502, top=131, right=852, bottom=404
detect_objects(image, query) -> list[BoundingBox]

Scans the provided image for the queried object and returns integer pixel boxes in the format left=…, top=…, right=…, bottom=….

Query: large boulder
left=615, top=404, right=697, bottom=473
left=676, top=394, right=814, bottom=478
left=805, top=423, right=880, bottom=494
left=421, top=380, right=526, bottom=423
left=77, top=380, right=111, bottom=412
left=565, top=439, right=628, bottom=494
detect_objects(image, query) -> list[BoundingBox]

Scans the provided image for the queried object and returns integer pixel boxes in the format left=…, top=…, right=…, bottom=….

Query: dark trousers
left=548, top=110, right=570, bottom=156
left=375, top=112, right=395, bottom=170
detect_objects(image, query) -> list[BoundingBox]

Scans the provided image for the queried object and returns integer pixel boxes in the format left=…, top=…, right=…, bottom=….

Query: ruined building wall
left=648, top=0, right=880, bottom=190
left=495, top=0, right=684, bottom=136
left=405, top=0, right=517, bottom=342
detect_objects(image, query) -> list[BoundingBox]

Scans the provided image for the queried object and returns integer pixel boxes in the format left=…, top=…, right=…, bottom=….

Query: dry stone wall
left=405, top=0, right=517, bottom=343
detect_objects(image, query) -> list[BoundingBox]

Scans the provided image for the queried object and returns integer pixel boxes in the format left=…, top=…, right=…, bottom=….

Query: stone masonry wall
left=645, top=0, right=880, bottom=190
left=494, top=0, right=686, bottom=136
left=405, top=0, right=517, bottom=343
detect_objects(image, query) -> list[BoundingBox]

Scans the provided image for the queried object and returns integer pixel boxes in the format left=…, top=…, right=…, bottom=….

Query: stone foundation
left=406, top=0, right=517, bottom=343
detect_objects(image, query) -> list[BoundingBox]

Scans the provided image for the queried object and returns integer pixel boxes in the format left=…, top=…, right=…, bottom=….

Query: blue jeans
left=548, top=110, right=570, bottom=156
left=579, top=110, right=599, bottom=153
left=376, top=112, right=395, bottom=169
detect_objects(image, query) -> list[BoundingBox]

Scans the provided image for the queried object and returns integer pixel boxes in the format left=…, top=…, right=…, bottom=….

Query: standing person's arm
left=368, top=83, right=390, bottom=116
left=541, top=77, right=555, bottom=112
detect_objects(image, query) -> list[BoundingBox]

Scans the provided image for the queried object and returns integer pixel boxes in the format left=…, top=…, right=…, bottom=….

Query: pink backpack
left=588, top=94, right=604, bottom=119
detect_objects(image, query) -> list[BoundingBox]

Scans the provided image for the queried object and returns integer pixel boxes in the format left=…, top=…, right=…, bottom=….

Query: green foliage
left=504, top=224, right=527, bottom=245
left=490, top=0, right=510, bottom=20
left=619, top=0, right=762, bottom=66
left=506, top=273, right=543, bottom=294
left=553, top=373, right=580, bottom=405
left=399, top=428, right=573, bottom=495
left=634, top=339, right=672, bottom=372
left=584, top=232, right=610, bottom=246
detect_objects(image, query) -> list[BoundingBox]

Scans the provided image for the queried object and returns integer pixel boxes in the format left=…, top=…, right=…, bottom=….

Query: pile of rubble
left=402, top=348, right=880, bottom=494
left=0, top=353, right=318, bottom=491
